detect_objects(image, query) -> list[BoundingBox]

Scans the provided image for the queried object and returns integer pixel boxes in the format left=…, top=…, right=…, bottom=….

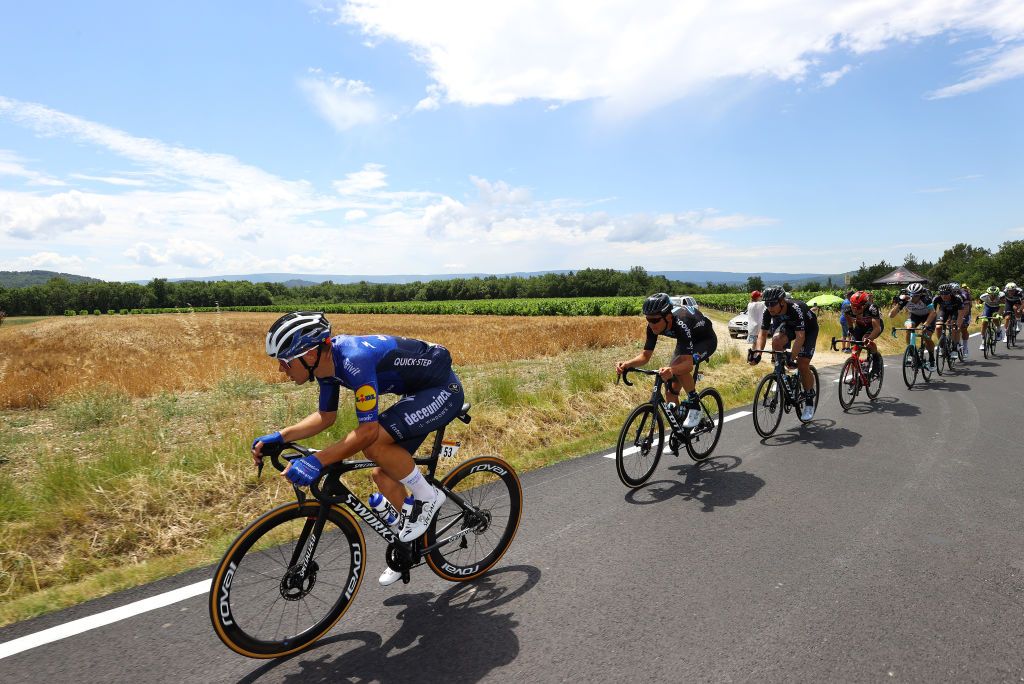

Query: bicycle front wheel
left=426, top=456, right=522, bottom=582
left=796, top=366, right=821, bottom=424
left=935, top=335, right=947, bottom=375
left=685, top=387, right=724, bottom=461
left=902, top=346, right=918, bottom=389
left=866, top=353, right=884, bottom=399
left=919, top=345, right=933, bottom=383
left=210, top=502, right=366, bottom=659
left=615, top=404, right=664, bottom=487
left=838, top=358, right=859, bottom=410
left=752, top=374, right=783, bottom=438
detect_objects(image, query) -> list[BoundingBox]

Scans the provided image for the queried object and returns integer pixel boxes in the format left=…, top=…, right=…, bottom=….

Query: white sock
left=400, top=468, right=436, bottom=501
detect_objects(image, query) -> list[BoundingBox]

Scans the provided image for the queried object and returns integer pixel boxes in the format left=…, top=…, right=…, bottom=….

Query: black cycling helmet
left=642, top=293, right=673, bottom=316
left=937, top=283, right=954, bottom=295
left=761, top=286, right=786, bottom=304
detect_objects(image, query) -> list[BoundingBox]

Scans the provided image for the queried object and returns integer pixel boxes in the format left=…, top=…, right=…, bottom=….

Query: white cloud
left=927, top=43, right=1024, bottom=98
left=0, top=149, right=64, bottom=186
left=299, top=70, right=380, bottom=131
left=820, top=65, right=853, bottom=87
left=333, top=163, right=389, bottom=195
left=124, top=242, right=169, bottom=266
left=0, top=190, right=106, bottom=238
left=414, top=83, right=443, bottom=111
left=69, top=173, right=148, bottom=187
left=123, top=239, right=222, bottom=269
left=338, top=0, right=1024, bottom=116
left=6, top=251, right=85, bottom=270
left=345, top=209, right=368, bottom=220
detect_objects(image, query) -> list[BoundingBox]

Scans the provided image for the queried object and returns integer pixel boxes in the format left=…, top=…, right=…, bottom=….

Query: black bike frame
left=266, top=412, right=477, bottom=576
left=620, top=362, right=705, bottom=437
left=751, top=349, right=805, bottom=407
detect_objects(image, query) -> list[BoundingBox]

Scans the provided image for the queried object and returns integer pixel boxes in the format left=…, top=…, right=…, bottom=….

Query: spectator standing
left=839, top=289, right=855, bottom=352
left=745, top=290, right=766, bottom=345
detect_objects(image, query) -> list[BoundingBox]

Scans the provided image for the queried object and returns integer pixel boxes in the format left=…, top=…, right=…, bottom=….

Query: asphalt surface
left=2, top=343, right=1024, bottom=683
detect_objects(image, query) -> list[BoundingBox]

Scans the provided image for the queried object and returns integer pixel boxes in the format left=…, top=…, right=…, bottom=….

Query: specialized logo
left=218, top=562, right=237, bottom=626
left=441, top=562, right=479, bottom=576
left=347, top=494, right=398, bottom=543
left=394, top=357, right=433, bottom=367
left=402, top=389, right=452, bottom=426
left=469, top=462, right=507, bottom=477
left=448, top=382, right=461, bottom=393
left=355, top=385, right=377, bottom=412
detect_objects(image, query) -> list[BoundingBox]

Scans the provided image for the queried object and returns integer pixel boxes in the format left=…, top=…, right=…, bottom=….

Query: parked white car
left=728, top=313, right=750, bottom=337
left=670, top=295, right=699, bottom=309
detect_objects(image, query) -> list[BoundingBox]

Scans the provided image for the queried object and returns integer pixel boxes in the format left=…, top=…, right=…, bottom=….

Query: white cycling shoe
left=800, top=404, right=815, bottom=422
left=682, top=407, right=702, bottom=429
left=398, top=487, right=447, bottom=542
left=379, top=566, right=403, bottom=587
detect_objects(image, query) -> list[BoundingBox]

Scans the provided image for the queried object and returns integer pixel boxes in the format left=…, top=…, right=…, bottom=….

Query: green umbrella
left=806, top=294, right=843, bottom=307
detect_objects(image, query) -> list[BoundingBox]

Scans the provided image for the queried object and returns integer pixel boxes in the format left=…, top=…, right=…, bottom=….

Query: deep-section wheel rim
left=686, top=388, right=724, bottom=461
left=837, top=358, right=859, bottom=410
left=752, top=374, right=783, bottom=438
left=615, top=404, right=664, bottom=487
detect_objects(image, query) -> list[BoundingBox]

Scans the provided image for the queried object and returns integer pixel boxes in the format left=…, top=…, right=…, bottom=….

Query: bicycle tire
left=901, top=346, right=918, bottom=389
left=752, top=374, right=783, bottom=438
left=795, top=365, right=820, bottom=424
left=919, top=344, right=933, bottom=383
left=426, top=456, right=522, bottom=582
left=837, top=358, right=859, bottom=410
left=935, top=335, right=947, bottom=375
left=210, top=501, right=366, bottom=659
left=866, top=352, right=884, bottom=399
left=1007, top=320, right=1016, bottom=349
left=614, top=404, right=664, bottom=487
left=685, top=387, right=724, bottom=461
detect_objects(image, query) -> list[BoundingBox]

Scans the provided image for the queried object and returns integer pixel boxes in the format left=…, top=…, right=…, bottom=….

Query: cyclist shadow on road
left=760, top=419, right=861, bottom=450
left=237, top=565, right=540, bottom=684
left=921, top=380, right=973, bottom=392
left=623, top=455, right=765, bottom=512
left=843, top=396, right=921, bottom=418
left=953, top=366, right=997, bottom=378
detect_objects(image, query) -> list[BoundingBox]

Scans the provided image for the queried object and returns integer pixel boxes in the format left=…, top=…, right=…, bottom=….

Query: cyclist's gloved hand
left=284, top=455, right=323, bottom=487
left=252, top=431, right=283, bottom=452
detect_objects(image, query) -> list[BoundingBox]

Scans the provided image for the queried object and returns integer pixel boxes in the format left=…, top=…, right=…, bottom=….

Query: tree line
left=3, top=242, right=1024, bottom=317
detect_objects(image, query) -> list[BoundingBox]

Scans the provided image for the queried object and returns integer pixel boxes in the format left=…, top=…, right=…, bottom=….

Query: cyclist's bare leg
left=797, top=356, right=813, bottom=391
left=366, top=431, right=417, bottom=509
left=665, top=354, right=695, bottom=404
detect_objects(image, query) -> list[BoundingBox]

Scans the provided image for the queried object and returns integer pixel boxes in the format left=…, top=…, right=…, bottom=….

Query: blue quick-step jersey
left=316, top=335, right=453, bottom=422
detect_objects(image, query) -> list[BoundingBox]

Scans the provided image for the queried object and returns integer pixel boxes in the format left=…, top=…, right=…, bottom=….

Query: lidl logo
left=355, top=385, right=377, bottom=412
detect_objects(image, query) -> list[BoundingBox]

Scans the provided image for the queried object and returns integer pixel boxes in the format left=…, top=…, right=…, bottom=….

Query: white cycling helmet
left=266, top=312, right=332, bottom=361
left=907, top=283, right=924, bottom=295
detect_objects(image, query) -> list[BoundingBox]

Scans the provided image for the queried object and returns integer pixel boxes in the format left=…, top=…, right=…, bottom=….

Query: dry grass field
left=0, top=312, right=642, bottom=409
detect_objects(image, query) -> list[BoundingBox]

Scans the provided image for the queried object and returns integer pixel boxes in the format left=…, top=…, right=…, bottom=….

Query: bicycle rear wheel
left=210, top=502, right=365, bottom=659
left=919, top=344, right=933, bottom=383
left=685, top=387, right=723, bottom=461
left=1007, top=319, right=1017, bottom=349
left=426, top=456, right=522, bottom=582
left=902, top=346, right=918, bottom=388
left=615, top=404, right=664, bottom=487
left=935, top=335, right=947, bottom=375
left=752, top=374, right=783, bottom=438
left=866, top=352, right=884, bottom=399
left=837, top=358, right=859, bottom=410
left=795, top=366, right=820, bottom=424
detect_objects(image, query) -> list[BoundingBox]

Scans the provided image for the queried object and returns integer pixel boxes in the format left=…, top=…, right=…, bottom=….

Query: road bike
left=614, top=364, right=724, bottom=487
left=1005, top=309, right=1018, bottom=349
left=832, top=337, right=884, bottom=409
left=933, top=321, right=959, bottom=375
left=209, top=402, right=523, bottom=659
left=979, top=311, right=1003, bottom=359
left=891, top=326, right=933, bottom=389
left=748, top=349, right=820, bottom=438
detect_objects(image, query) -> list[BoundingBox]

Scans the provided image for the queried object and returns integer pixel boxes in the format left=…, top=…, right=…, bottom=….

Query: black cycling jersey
left=644, top=315, right=695, bottom=358
left=761, top=298, right=816, bottom=333
left=847, top=303, right=881, bottom=328
left=932, top=294, right=964, bottom=317
left=672, top=305, right=716, bottom=343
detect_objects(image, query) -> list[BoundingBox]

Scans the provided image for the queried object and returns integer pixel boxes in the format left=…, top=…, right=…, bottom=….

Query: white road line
left=603, top=410, right=753, bottom=458
left=0, top=579, right=211, bottom=660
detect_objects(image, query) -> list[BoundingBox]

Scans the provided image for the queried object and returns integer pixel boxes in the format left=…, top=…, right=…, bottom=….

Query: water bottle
left=368, top=492, right=400, bottom=529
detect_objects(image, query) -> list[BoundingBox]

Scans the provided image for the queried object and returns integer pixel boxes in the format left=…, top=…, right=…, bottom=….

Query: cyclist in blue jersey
left=889, top=283, right=936, bottom=371
left=616, top=293, right=717, bottom=429
left=251, top=312, right=464, bottom=587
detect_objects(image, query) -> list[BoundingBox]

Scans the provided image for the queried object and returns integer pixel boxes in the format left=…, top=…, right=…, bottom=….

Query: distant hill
left=0, top=270, right=103, bottom=288
left=146, top=270, right=844, bottom=287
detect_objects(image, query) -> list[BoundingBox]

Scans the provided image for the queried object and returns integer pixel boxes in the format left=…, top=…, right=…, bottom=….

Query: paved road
left=3, top=346, right=1024, bottom=682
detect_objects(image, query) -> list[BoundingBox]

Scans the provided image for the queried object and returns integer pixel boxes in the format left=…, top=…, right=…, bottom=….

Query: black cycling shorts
left=774, top=321, right=819, bottom=359
left=378, top=370, right=465, bottom=455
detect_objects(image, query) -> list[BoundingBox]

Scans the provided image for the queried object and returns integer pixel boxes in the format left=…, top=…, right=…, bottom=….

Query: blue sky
left=1, top=1, right=1022, bottom=280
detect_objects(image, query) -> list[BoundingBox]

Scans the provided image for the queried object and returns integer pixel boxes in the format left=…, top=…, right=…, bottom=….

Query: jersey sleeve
left=761, top=308, right=771, bottom=329
left=352, top=379, right=380, bottom=424
left=317, top=380, right=341, bottom=413
left=643, top=326, right=658, bottom=351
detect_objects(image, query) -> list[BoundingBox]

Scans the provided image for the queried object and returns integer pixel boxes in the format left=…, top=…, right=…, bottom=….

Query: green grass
left=0, top=316, right=50, bottom=327
left=56, top=385, right=132, bottom=431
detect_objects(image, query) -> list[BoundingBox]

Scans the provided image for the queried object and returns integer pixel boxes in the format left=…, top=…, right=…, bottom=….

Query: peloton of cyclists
left=889, top=283, right=937, bottom=372
left=748, top=286, right=819, bottom=422
left=616, top=293, right=718, bottom=429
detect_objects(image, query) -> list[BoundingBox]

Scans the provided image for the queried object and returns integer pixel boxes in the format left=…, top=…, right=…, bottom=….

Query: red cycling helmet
left=850, top=291, right=870, bottom=308
left=751, top=290, right=762, bottom=300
